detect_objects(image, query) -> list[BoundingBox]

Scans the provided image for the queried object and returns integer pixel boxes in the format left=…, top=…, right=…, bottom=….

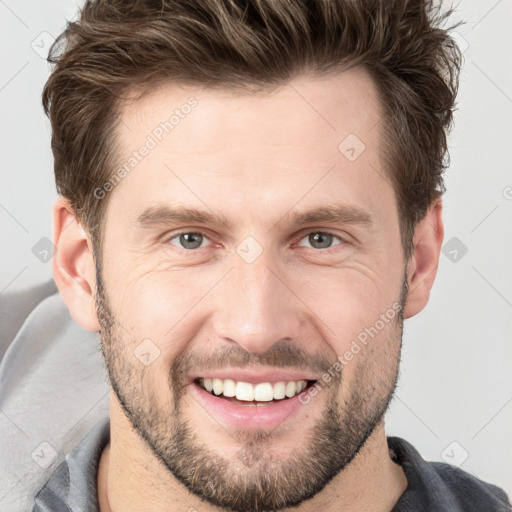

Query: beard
left=95, top=265, right=407, bottom=512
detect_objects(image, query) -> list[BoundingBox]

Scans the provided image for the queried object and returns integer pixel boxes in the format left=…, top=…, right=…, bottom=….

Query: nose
left=212, top=252, right=304, bottom=354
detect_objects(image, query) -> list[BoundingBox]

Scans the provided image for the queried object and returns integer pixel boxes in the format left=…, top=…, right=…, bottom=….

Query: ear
left=403, top=197, right=444, bottom=319
left=52, top=196, right=99, bottom=331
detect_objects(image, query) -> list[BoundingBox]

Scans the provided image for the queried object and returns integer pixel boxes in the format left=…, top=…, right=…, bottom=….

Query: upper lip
left=190, top=368, right=320, bottom=385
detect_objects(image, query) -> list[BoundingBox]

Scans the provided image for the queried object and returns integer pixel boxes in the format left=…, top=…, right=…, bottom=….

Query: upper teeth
left=200, top=378, right=308, bottom=401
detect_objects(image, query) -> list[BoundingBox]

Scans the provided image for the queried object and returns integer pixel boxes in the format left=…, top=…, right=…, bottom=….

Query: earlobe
left=403, top=198, right=444, bottom=319
left=52, top=196, right=100, bottom=331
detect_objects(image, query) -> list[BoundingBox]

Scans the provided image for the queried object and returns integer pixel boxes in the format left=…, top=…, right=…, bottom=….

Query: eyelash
left=165, top=230, right=347, bottom=253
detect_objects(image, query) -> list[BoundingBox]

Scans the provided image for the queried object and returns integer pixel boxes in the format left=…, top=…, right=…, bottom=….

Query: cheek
left=294, top=268, right=403, bottom=395
left=106, top=265, right=222, bottom=361
left=329, top=315, right=402, bottom=413
left=293, top=266, right=402, bottom=348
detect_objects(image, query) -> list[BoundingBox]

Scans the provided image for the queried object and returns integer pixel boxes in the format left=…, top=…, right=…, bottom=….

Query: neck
left=98, top=393, right=407, bottom=512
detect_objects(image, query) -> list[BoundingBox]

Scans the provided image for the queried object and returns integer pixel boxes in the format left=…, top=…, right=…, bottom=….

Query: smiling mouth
left=194, top=377, right=318, bottom=406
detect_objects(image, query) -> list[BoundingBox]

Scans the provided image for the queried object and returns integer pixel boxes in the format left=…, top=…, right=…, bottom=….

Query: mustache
left=170, top=339, right=338, bottom=388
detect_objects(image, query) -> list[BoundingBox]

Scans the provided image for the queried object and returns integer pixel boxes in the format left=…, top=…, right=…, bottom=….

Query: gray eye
left=170, top=232, right=206, bottom=250
left=299, top=232, right=342, bottom=250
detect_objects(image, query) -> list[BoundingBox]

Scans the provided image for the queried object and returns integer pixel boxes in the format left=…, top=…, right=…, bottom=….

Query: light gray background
left=1, top=0, right=511, bottom=500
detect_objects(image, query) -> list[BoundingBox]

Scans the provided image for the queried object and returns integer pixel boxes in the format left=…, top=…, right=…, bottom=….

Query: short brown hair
left=43, top=0, right=462, bottom=260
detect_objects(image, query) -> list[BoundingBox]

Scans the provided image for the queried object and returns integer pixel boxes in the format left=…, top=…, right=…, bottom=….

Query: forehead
left=106, top=66, right=393, bottom=231
left=118, top=66, right=382, bottom=153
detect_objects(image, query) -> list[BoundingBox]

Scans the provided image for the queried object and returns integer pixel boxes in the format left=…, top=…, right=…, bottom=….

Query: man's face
left=95, top=67, right=407, bottom=511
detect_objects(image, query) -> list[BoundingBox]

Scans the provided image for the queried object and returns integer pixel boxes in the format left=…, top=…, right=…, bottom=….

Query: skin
left=53, top=66, right=443, bottom=512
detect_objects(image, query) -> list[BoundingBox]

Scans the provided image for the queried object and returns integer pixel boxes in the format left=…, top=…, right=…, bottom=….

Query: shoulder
left=388, top=436, right=512, bottom=512
left=0, top=281, right=109, bottom=511
left=0, top=279, right=58, bottom=360
left=32, top=417, right=110, bottom=512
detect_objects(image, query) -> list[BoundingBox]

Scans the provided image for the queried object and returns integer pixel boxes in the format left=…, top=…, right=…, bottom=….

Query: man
left=29, top=0, right=510, bottom=511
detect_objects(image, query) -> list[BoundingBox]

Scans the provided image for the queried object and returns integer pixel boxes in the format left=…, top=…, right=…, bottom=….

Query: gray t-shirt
left=32, top=417, right=512, bottom=512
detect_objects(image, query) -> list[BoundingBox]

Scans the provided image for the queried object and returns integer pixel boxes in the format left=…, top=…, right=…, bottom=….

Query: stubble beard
left=95, top=267, right=407, bottom=512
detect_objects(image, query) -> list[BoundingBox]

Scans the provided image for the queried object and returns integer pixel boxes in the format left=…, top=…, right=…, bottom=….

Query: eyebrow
left=283, top=205, right=373, bottom=227
left=135, top=203, right=373, bottom=230
left=136, top=205, right=231, bottom=229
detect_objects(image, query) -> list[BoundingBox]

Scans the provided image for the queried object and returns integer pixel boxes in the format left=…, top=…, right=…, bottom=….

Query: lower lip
left=188, top=383, right=310, bottom=429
